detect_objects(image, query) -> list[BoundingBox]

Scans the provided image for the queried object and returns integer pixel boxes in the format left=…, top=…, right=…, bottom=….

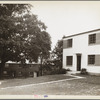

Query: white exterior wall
left=63, top=30, right=100, bottom=74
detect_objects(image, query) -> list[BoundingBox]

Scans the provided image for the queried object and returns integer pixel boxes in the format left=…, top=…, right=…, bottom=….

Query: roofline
left=63, top=28, right=100, bottom=39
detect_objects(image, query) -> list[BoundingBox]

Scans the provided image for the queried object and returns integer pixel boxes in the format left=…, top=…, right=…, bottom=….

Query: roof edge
left=63, top=28, right=100, bottom=39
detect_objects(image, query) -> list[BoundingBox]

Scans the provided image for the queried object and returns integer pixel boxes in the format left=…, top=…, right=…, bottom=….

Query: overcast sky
left=31, top=1, right=100, bottom=50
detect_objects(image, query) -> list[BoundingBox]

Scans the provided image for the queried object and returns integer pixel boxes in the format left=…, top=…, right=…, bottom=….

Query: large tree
left=26, top=30, right=51, bottom=66
left=0, top=4, right=51, bottom=78
left=52, top=39, right=63, bottom=69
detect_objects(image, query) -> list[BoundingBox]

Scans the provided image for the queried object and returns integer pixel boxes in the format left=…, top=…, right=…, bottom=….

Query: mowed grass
left=0, top=74, right=100, bottom=95
left=75, top=74, right=100, bottom=84
left=0, top=74, right=73, bottom=88
left=60, top=75, right=100, bottom=95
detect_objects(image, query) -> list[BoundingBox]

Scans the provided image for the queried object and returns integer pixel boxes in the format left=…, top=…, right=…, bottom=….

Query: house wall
left=63, top=30, right=100, bottom=74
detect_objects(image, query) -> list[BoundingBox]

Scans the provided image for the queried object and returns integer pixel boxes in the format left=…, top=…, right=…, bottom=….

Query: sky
left=30, top=1, right=100, bottom=50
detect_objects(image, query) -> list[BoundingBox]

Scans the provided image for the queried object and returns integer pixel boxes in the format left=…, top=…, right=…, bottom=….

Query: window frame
left=5, top=63, right=9, bottom=68
left=29, top=72, right=33, bottom=75
left=89, top=34, right=96, bottom=45
left=3, top=71, right=8, bottom=74
left=66, top=56, right=73, bottom=66
left=67, top=39, right=72, bottom=48
left=88, top=55, right=95, bottom=65
left=18, top=71, right=22, bottom=76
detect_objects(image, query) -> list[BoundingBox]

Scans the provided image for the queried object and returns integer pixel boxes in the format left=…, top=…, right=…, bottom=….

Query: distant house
left=63, top=29, right=100, bottom=75
left=3, top=62, right=40, bottom=78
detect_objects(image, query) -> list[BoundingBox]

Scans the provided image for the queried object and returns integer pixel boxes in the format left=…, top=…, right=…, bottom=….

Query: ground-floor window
left=3, top=71, right=8, bottom=74
left=5, top=63, right=9, bottom=68
left=18, top=71, right=22, bottom=76
left=29, top=72, right=34, bottom=76
left=66, top=56, right=73, bottom=66
left=3, top=71, right=9, bottom=76
left=88, top=55, right=95, bottom=65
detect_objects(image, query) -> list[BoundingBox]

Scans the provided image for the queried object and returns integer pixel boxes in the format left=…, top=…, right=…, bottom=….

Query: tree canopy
left=0, top=4, right=51, bottom=77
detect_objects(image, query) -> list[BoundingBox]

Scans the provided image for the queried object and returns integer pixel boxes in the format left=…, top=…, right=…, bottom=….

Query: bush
left=81, top=68, right=88, bottom=75
left=59, top=68, right=67, bottom=74
left=50, top=68, right=67, bottom=75
left=66, top=68, right=71, bottom=71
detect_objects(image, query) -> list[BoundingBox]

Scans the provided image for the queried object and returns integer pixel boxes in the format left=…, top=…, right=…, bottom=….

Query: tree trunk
left=0, top=61, right=5, bottom=79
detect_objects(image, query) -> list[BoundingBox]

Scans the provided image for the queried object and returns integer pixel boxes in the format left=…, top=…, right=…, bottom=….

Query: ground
left=0, top=74, right=100, bottom=96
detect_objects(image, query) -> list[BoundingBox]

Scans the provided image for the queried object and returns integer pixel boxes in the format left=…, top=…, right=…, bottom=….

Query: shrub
left=66, top=68, right=71, bottom=71
left=81, top=68, right=88, bottom=75
left=50, top=68, right=67, bottom=75
left=59, top=68, right=67, bottom=74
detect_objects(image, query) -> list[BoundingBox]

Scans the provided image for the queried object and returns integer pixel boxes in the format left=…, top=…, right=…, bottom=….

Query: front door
left=77, top=55, right=81, bottom=71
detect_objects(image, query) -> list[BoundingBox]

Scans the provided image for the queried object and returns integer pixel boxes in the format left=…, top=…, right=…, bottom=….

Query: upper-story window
left=67, top=39, right=72, bottom=48
left=89, top=34, right=96, bottom=44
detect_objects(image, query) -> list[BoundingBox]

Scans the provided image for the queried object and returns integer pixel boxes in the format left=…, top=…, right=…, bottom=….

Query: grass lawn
left=0, top=74, right=73, bottom=88
left=0, top=74, right=100, bottom=95
left=74, top=74, right=100, bottom=85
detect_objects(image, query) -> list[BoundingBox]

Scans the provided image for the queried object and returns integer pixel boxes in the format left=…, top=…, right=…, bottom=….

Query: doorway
left=77, top=55, right=81, bottom=71
left=34, top=72, right=37, bottom=78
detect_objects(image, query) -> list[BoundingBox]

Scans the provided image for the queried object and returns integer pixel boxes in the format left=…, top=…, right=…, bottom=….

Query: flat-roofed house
left=63, top=29, right=100, bottom=75
left=2, top=61, right=40, bottom=78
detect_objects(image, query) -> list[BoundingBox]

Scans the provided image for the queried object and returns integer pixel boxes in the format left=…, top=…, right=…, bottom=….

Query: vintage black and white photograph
left=0, top=1, right=100, bottom=99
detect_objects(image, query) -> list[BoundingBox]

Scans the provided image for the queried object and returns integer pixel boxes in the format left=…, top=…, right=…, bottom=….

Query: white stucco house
left=63, top=29, right=100, bottom=75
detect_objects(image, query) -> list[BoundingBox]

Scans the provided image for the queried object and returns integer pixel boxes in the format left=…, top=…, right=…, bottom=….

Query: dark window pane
left=18, top=71, right=22, bottom=76
left=66, top=56, right=73, bottom=65
left=89, top=34, right=96, bottom=44
left=88, top=55, right=95, bottom=64
left=29, top=72, right=33, bottom=75
left=67, top=39, right=72, bottom=47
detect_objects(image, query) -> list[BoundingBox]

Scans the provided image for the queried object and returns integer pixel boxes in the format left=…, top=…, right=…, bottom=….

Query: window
left=18, top=72, right=22, bottom=76
left=5, top=63, right=9, bottom=68
left=30, top=65, right=33, bottom=68
left=89, top=34, right=96, bottom=44
left=66, top=56, right=73, bottom=65
left=88, top=55, right=95, bottom=65
left=29, top=72, right=33, bottom=75
left=3, top=71, right=9, bottom=76
left=3, top=71, right=8, bottom=74
left=19, top=64, right=22, bottom=68
left=67, top=39, right=72, bottom=48
left=29, top=72, right=33, bottom=77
